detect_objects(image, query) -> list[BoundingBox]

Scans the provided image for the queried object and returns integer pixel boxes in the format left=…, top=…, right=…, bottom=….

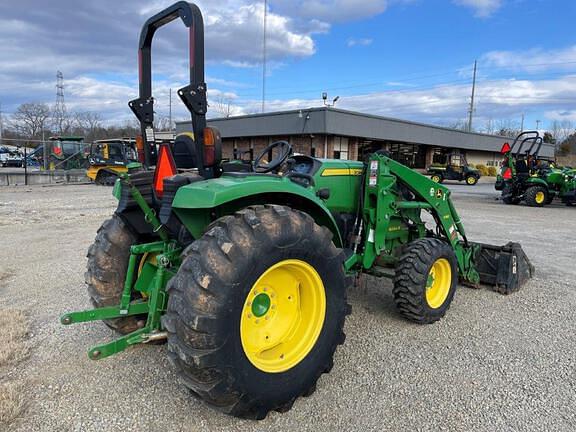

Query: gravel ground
left=0, top=181, right=575, bottom=432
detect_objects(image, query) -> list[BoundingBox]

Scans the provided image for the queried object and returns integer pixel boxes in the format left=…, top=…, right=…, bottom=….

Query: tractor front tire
left=163, top=205, right=350, bottom=419
left=465, top=175, right=478, bottom=186
left=525, top=186, right=548, bottom=207
left=393, top=238, right=458, bottom=324
left=85, top=214, right=144, bottom=334
left=430, top=174, right=443, bottom=183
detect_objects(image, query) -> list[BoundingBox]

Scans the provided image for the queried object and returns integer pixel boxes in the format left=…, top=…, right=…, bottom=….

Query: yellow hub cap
left=425, top=258, right=452, bottom=309
left=240, top=259, right=326, bottom=373
left=431, top=175, right=440, bottom=183
left=467, top=177, right=476, bottom=184
left=535, top=191, right=545, bottom=204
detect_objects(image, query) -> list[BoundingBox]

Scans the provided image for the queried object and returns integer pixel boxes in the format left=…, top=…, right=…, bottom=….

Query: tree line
left=1, top=102, right=145, bottom=148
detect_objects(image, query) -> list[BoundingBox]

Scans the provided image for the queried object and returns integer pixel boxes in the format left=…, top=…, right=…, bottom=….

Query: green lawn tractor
left=496, top=131, right=576, bottom=206
left=61, top=2, right=534, bottom=420
left=427, top=152, right=480, bottom=185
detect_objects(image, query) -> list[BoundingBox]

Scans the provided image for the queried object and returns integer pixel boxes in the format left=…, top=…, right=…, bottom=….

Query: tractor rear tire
left=392, top=238, right=458, bottom=324
left=525, top=186, right=548, bottom=207
left=502, top=184, right=520, bottom=205
left=163, top=205, right=351, bottom=419
left=85, top=214, right=144, bottom=334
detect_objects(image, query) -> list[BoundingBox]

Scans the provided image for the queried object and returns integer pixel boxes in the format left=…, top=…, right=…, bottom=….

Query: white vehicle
left=0, top=146, right=23, bottom=167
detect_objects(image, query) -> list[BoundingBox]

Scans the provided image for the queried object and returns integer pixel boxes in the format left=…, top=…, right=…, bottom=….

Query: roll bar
left=129, top=2, right=207, bottom=169
left=509, top=131, right=539, bottom=156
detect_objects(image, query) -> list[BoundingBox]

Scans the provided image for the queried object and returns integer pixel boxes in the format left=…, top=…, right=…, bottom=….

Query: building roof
left=176, top=107, right=554, bottom=157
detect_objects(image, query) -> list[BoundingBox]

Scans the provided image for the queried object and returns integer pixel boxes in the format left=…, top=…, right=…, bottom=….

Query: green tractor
left=427, top=152, right=480, bottom=185
left=61, top=2, right=534, bottom=420
left=48, top=136, right=89, bottom=170
left=496, top=131, right=576, bottom=206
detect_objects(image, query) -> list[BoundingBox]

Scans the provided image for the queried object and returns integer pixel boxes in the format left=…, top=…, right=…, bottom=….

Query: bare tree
left=496, top=119, right=521, bottom=138
left=75, top=111, right=103, bottom=138
left=212, top=95, right=233, bottom=118
left=549, top=120, right=575, bottom=144
left=11, top=102, right=51, bottom=139
left=483, top=118, right=495, bottom=134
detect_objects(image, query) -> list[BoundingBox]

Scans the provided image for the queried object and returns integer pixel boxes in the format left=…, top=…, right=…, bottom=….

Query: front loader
left=62, top=1, right=534, bottom=420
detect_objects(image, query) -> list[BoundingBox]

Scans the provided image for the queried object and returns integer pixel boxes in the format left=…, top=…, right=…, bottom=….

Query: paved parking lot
left=0, top=182, right=575, bottom=431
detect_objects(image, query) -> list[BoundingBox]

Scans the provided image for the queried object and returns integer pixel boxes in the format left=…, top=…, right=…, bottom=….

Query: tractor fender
left=171, top=175, right=344, bottom=247
left=524, top=177, right=548, bottom=187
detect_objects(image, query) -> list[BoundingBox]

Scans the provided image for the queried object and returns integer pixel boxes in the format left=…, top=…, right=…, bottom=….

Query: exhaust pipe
left=472, top=242, right=535, bottom=294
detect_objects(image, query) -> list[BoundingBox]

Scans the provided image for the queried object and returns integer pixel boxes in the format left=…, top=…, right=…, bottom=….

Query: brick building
left=176, top=107, right=554, bottom=169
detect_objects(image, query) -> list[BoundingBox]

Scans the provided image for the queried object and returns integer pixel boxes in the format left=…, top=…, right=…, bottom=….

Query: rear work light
left=502, top=168, right=512, bottom=180
left=153, top=143, right=177, bottom=199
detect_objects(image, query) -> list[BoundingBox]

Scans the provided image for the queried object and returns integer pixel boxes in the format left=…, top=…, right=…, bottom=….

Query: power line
left=261, top=0, right=267, bottom=113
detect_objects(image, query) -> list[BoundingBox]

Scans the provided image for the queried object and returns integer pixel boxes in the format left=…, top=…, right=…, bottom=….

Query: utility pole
left=536, top=119, right=541, bottom=130
left=520, top=113, right=525, bottom=131
left=467, top=60, right=477, bottom=132
left=169, top=88, right=172, bottom=131
left=0, top=102, right=3, bottom=146
left=261, top=0, right=267, bottom=113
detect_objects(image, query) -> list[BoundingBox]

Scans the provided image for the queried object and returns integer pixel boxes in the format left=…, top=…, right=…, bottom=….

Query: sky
left=0, top=0, right=575, bottom=133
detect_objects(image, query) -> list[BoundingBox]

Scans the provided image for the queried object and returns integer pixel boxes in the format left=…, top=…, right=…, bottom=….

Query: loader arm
left=354, top=153, right=479, bottom=284
left=348, top=153, right=533, bottom=292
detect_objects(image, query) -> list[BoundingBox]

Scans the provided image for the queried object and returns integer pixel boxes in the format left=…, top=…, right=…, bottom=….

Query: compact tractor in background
left=427, top=151, right=480, bottom=185
left=496, top=131, right=576, bottom=207
left=61, top=2, right=534, bottom=420
left=86, top=138, right=143, bottom=185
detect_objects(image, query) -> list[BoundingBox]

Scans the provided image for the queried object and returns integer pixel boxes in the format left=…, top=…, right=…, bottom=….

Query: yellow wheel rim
left=425, top=258, right=452, bottom=309
left=535, top=191, right=545, bottom=204
left=431, top=175, right=441, bottom=183
left=467, top=177, right=476, bottom=184
left=137, top=253, right=157, bottom=298
left=240, top=259, right=326, bottom=373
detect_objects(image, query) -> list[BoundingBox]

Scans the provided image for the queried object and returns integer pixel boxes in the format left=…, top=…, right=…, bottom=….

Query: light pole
left=322, top=92, right=340, bottom=107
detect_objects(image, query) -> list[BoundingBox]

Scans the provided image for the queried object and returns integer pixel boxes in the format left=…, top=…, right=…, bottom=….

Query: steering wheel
left=253, top=141, right=292, bottom=173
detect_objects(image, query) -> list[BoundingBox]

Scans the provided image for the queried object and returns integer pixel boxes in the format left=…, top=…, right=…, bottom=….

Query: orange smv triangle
left=153, top=143, right=177, bottom=199
left=500, top=142, right=511, bottom=154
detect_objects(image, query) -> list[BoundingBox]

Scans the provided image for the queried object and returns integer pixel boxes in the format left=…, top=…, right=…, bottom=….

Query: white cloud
left=453, top=0, right=502, bottom=17
left=347, top=38, right=374, bottom=47
left=481, top=45, right=576, bottom=72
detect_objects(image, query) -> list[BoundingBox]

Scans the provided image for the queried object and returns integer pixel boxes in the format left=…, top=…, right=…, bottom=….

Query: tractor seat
left=515, top=159, right=529, bottom=174
left=221, top=160, right=253, bottom=173
left=172, top=133, right=198, bottom=169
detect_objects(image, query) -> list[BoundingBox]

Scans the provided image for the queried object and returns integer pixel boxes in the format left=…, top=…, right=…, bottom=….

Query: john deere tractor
left=496, top=131, right=576, bottom=207
left=61, top=2, right=534, bottom=420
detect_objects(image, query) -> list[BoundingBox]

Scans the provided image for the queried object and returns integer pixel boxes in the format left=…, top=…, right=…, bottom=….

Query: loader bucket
left=472, top=242, right=534, bottom=294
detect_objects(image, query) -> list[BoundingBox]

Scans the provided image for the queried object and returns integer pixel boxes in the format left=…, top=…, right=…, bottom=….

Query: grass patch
left=0, top=309, right=29, bottom=368
left=0, top=380, right=28, bottom=426
left=0, top=309, right=30, bottom=428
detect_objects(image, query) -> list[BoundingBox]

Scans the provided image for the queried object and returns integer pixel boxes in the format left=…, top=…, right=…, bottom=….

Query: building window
left=333, top=137, right=349, bottom=160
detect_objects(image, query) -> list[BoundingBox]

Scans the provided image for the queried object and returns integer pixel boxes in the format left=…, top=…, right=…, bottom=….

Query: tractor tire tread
left=85, top=214, right=143, bottom=334
left=163, top=205, right=350, bottom=419
left=392, top=238, right=457, bottom=324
